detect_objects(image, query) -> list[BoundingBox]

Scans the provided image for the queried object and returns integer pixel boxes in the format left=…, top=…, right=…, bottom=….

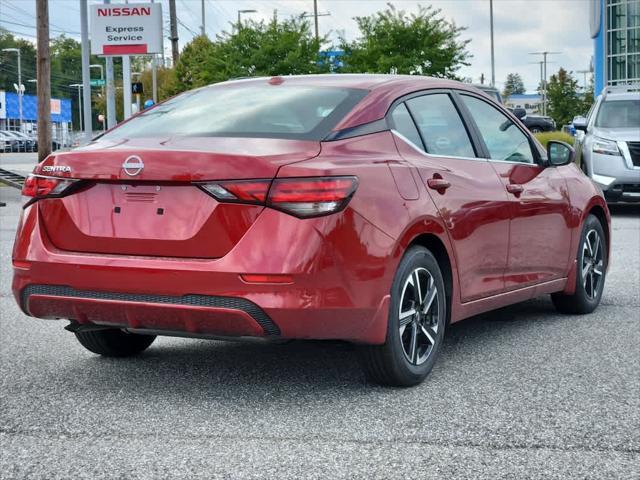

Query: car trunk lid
left=36, top=137, right=321, bottom=258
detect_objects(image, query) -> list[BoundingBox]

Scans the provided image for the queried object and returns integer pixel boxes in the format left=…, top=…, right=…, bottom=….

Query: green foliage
left=534, top=131, right=575, bottom=148
left=339, top=4, right=470, bottom=78
left=580, top=75, right=595, bottom=115
left=173, top=17, right=328, bottom=92
left=546, top=68, right=582, bottom=128
left=502, top=72, right=525, bottom=99
left=0, top=29, right=37, bottom=95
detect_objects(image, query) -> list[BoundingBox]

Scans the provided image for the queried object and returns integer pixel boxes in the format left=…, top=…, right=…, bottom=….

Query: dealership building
left=591, top=0, right=640, bottom=93
left=0, top=90, right=72, bottom=145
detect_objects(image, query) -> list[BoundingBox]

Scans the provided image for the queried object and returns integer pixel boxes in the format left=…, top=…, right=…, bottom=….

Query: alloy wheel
left=398, top=267, right=440, bottom=365
left=582, top=229, right=604, bottom=299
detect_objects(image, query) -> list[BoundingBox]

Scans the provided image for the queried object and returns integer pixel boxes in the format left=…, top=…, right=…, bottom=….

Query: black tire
left=552, top=214, right=607, bottom=314
left=360, top=246, right=447, bottom=387
left=530, top=127, right=543, bottom=134
left=75, top=329, right=156, bottom=357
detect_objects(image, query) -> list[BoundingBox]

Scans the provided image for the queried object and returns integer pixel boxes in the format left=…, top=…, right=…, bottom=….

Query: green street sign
left=90, top=79, right=105, bottom=87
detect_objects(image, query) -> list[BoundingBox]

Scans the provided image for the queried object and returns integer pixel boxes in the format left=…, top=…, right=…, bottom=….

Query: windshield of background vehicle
left=102, top=84, right=368, bottom=141
left=595, top=99, right=640, bottom=128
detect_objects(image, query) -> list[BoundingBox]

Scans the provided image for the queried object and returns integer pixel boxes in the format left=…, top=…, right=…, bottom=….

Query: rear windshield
left=595, top=99, right=640, bottom=128
left=103, top=83, right=368, bottom=141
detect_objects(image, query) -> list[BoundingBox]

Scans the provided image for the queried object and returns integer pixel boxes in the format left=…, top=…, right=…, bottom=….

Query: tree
left=0, top=29, right=37, bottom=95
left=339, top=4, right=470, bottom=78
left=502, top=72, right=525, bottom=99
left=173, top=17, right=328, bottom=92
left=546, top=68, right=582, bottom=127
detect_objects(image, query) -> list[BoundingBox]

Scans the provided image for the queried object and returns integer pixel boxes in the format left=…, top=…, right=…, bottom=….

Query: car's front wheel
left=360, top=246, right=446, bottom=387
left=552, top=214, right=607, bottom=314
left=75, top=329, right=156, bottom=357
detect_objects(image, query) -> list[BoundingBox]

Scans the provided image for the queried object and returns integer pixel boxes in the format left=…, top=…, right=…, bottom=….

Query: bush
left=534, top=131, right=575, bottom=148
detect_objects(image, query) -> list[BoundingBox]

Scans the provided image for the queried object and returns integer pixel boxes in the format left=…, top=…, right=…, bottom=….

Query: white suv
left=574, top=85, right=640, bottom=204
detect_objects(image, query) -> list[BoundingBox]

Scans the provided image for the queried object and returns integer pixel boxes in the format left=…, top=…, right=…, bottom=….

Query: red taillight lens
left=267, top=176, right=358, bottom=218
left=198, top=180, right=271, bottom=205
left=22, top=175, right=78, bottom=202
left=198, top=176, right=358, bottom=218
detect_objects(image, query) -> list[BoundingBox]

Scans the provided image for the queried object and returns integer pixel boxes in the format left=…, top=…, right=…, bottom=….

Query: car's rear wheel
left=360, top=246, right=446, bottom=387
left=75, top=329, right=156, bottom=357
left=552, top=214, right=607, bottom=314
left=530, top=126, right=543, bottom=133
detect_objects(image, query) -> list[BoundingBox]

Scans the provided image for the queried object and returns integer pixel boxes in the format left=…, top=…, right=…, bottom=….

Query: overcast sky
left=1, top=0, right=594, bottom=92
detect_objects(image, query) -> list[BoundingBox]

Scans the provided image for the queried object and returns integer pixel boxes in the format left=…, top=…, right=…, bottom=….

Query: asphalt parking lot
left=0, top=171, right=639, bottom=479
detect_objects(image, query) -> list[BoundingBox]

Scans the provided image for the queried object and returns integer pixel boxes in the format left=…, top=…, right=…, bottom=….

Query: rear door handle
left=427, top=178, right=451, bottom=191
left=506, top=184, right=524, bottom=195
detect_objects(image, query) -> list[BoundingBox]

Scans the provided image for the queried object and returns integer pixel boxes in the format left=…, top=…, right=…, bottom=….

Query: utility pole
left=80, top=0, right=92, bottom=139
left=36, top=0, right=51, bottom=162
left=169, top=0, right=179, bottom=66
left=313, top=0, right=319, bottom=41
left=529, top=51, right=560, bottom=116
left=201, top=0, right=206, bottom=36
left=489, top=0, right=495, bottom=87
left=302, top=3, right=330, bottom=41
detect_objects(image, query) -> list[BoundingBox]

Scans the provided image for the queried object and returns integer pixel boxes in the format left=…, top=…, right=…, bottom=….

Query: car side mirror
left=547, top=140, right=575, bottom=167
left=573, top=116, right=588, bottom=132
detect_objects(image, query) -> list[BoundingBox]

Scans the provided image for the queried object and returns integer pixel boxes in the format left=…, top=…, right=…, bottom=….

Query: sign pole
left=104, top=0, right=116, bottom=129
left=123, top=56, right=132, bottom=119
left=80, top=0, right=92, bottom=138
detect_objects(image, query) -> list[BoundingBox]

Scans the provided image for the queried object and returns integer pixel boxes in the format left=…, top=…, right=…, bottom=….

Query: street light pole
left=237, top=9, right=257, bottom=29
left=80, top=0, right=92, bottom=138
left=2, top=48, right=23, bottom=130
left=529, top=51, right=561, bottom=116
left=70, top=84, right=83, bottom=132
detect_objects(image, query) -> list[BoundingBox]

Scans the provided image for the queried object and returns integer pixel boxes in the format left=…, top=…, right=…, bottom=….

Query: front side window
left=461, top=95, right=535, bottom=164
left=595, top=99, right=640, bottom=128
left=102, top=84, right=368, bottom=141
left=405, top=94, right=476, bottom=158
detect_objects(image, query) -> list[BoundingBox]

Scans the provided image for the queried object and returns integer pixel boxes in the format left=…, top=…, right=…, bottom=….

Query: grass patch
left=534, top=131, right=575, bottom=148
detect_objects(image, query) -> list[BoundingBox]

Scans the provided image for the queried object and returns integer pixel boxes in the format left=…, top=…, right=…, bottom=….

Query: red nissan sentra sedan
left=12, top=75, right=610, bottom=386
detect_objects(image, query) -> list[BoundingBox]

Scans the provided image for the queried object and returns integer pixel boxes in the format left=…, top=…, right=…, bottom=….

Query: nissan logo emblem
left=122, top=155, right=144, bottom=177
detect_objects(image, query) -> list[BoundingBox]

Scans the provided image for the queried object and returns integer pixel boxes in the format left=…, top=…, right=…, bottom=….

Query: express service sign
left=90, top=3, right=163, bottom=56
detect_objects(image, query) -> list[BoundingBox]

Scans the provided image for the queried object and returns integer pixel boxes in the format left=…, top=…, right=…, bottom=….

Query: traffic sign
left=90, top=79, right=106, bottom=87
left=132, top=82, right=144, bottom=94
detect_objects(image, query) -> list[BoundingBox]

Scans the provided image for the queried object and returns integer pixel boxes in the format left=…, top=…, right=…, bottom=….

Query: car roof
left=214, top=74, right=480, bottom=130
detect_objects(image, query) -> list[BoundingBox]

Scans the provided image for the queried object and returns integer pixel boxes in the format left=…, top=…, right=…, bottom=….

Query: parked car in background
left=13, top=75, right=610, bottom=387
left=509, top=110, right=556, bottom=133
left=2, top=131, right=36, bottom=152
left=574, top=84, right=640, bottom=204
left=0, top=131, right=19, bottom=152
left=473, top=84, right=503, bottom=104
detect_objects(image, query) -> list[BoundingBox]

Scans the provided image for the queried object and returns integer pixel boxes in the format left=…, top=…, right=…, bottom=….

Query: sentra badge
left=42, top=165, right=72, bottom=173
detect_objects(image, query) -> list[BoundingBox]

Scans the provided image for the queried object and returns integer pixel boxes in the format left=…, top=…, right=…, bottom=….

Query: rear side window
left=461, top=95, right=535, bottom=164
left=405, top=94, right=476, bottom=158
left=390, top=103, right=423, bottom=148
left=102, top=84, right=368, bottom=141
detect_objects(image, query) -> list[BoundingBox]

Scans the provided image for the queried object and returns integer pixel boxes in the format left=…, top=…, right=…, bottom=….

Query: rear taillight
left=22, top=175, right=79, bottom=206
left=198, top=176, right=358, bottom=218
left=267, top=177, right=358, bottom=218
left=198, top=180, right=270, bottom=205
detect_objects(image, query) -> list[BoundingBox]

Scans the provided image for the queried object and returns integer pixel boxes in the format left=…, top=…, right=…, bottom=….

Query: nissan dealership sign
left=90, top=3, right=163, bottom=56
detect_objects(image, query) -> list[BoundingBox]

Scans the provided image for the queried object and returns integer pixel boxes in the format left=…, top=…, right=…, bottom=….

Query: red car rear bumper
left=12, top=204, right=396, bottom=344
